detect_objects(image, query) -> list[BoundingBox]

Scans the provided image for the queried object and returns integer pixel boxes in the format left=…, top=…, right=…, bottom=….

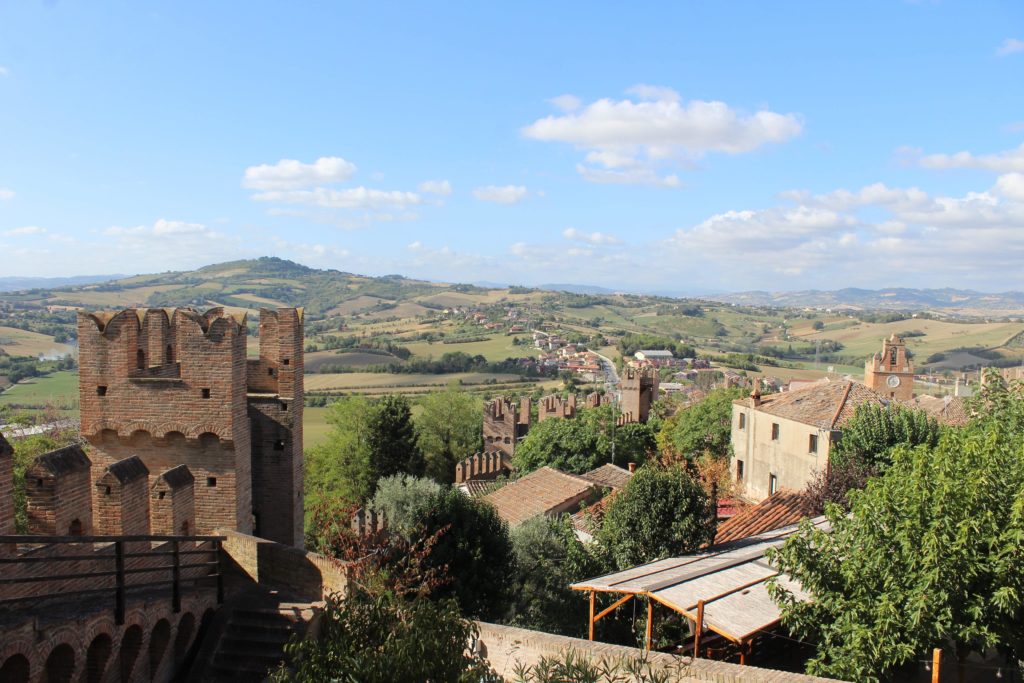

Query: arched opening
left=128, top=430, right=152, bottom=448
left=119, top=625, right=143, bottom=682
left=136, top=349, right=146, bottom=370
left=86, top=633, right=113, bottom=683
left=197, top=432, right=220, bottom=449
left=175, top=609, right=215, bottom=678
left=173, top=613, right=196, bottom=665
left=148, top=619, right=171, bottom=680
left=68, top=519, right=83, bottom=536
left=166, top=344, right=174, bottom=364
left=0, top=654, right=30, bottom=683
left=43, top=643, right=75, bottom=683
left=180, top=520, right=190, bottom=536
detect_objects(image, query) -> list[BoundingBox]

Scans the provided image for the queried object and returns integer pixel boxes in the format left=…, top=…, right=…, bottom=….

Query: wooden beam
left=932, top=648, right=941, bottom=683
left=588, top=591, right=596, bottom=641
left=594, top=594, right=633, bottom=623
left=645, top=598, right=654, bottom=650
left=693, top=600, right=705, bottom=659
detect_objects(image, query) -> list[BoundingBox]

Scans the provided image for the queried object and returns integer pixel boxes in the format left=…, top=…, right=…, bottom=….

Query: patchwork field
left=0, top=327, right=76, bottom=358
left=305, top=350, right=401, bottom=371
left=401, top=335, right=536, bottom=362
left=797, top=318, right=1024, bottom=359
left=305, top=372, right=526, bottom=393
left=0, top=371, right=79, bottom=410
left=45, top=284, right=179, bottom=308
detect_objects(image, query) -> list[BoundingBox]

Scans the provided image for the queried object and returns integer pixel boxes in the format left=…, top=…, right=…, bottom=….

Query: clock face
left=887, top=375, right=901, bottom=388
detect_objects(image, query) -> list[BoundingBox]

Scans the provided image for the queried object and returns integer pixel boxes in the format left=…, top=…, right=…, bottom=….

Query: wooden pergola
left=571, top=518, right=827, bottom=664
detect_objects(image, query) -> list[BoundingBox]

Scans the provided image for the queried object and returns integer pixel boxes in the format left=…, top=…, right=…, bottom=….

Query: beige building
left=731, top=380, right=888, bottom=502
left=864, top=334, right=914, bottom=400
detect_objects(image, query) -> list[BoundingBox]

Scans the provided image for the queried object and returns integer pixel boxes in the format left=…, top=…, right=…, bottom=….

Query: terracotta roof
left=735, top=380, right=889, bottom=430
left=581, top=463, right=633, bottom=490
left=460, top=479, right=498, bottom=497
left=713, top=490, right=813, bottom=545
left=482, top=466, right=597, bottom=528
left=905, top=395, right=970, bottom=427
left=570, top=493, right=616, bottom=536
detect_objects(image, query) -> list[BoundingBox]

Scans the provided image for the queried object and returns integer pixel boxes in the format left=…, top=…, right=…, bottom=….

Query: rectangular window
left=738, top=413, right=746, bottom=430
left=206, top=477, right=217, bottom=487
left=201, top=388, right=211, bottom=399
left=96, top=386, right=107, bottom=397
left=809, top=434, right=818, bottom=454
left=769, top=474, right=778, bottom=495
left=771, top=423, right=780, bottom=441
left=736, top=460, right=744, bottom=482
left=283, top=358, right=290, bottom=366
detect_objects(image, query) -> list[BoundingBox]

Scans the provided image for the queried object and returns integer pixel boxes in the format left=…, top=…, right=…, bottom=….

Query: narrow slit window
left=283, top=358, right=290, bottom=366
left=273, top=439, right=285, bottom=451
left=97, top=385, right=108, bottom=396
left=201, top=388, right=211, bottom=399
left=809, top=434, right=819, bottom=454
left=771, top=423, right=780, bottom=441
left=206, top=477, right=217, bottom=487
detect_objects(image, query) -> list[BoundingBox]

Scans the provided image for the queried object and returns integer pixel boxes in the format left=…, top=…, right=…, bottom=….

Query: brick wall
left=218, top=529, right=347, bottom=602
left=474, top=622, right=846, bottom=683
left=620, top=368, right=659, bottom=424
left=94, top=457, right=151, bottom=536
left=0, top=434, right=13, bottom=536
left=25, top=447, right=93, bottom=536
left=150, top=465, right=195, bottom=536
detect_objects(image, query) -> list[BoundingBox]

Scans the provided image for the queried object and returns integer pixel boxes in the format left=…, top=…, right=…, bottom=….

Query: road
left=592, top=350, right=620, bottom=397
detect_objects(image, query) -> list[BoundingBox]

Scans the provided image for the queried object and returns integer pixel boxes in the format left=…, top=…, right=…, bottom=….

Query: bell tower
left=864, top=334, right=914, bottom=400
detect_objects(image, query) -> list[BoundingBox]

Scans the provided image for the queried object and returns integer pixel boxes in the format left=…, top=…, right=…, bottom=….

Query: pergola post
left=693, top=599, right=705, bottom=659
left=588, top=591, right=596, bottom=641
left=645, top=598, right=654, bottom=650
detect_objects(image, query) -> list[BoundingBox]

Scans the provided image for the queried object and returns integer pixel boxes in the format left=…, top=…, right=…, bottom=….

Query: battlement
left=538, top=393, right=577, bottom=422
left=75, top=306, right=305, bottom=547
left=483, top=397, right=530, bottom=458
left=620, top=367, right=659, bottom=424
left=454, top=451, right=513, bottom=483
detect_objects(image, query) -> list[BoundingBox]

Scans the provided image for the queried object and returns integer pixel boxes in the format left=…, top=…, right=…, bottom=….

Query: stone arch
left=118, top=624, right=143, bottom=681
left=42, top=643, right=75, bottom=683
left=173, top=613, right=196, bottom=665
left=123, top=422, right=157, bottom=440
left=147, top=619, right=171, bottom=681
left=153, top=423, right=190, bottom=440
left=85, top=633, right=113, bottom=683
left=68, top=518, right=83, bottom=536
left=0, top=654, right=29, bottom=683
left=185, top=423, right=227, bottom=440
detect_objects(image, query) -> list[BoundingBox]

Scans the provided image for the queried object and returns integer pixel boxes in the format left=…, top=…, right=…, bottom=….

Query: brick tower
left=619, top=367, right=659, bottom=423
left=77, top=307, right=304, bottom=547
left=864, top=334, right=914, bottom=400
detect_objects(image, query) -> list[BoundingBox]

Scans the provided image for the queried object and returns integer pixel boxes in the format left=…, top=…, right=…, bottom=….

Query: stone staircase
left=199, top=598, right=319, bottom=682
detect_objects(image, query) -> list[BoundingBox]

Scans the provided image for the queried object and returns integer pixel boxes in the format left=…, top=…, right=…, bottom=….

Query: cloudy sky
left=1, top=2, right=1023, bottom=293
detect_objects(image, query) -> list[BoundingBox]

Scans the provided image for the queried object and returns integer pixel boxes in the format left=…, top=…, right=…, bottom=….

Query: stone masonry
left=94, top=456, right=151, bottom=536
left=0, top=433, right=13, bottom=536
left=77, top=307, right=304, bottom=547
left=620, top=367, right=659, bottom=423
left=151, top=464, right=196, bottom=537
left=482, top=397, right=530, bottom=458
left=25, top=445, right=93, bottom=536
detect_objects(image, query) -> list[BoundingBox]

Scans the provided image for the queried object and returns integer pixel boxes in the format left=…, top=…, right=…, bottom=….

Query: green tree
left=514, top=405, right=656, bottom=475
left=767, top=379, right=1024, bottom=681
left=415, top=384, right=482, bottom=484
left=830, top=402, right=943, bottom=471
left=657, top=387, right=745, bottom=461
left=369, top=474, right=441, bottom=538
left=305, top=396, right=374, bottom=511
left=506, top=515, right=602, bottom=637
left=8, top=425, right=79, bottom=533
left=366, top=394, right=425, bottom=489
left=416, top=488, right=516, bottom=620
left=597, top=464, right=715, bottom=570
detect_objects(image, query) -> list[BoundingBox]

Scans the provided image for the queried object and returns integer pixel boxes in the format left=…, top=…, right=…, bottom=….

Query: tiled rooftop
left=483, top=466, right=597, bottom=528
left=713, top=490, right=813, bottom=545
left=906, top=395, right=970, bottom=427
left=581, top=463, right=633, bottom=490
left=736, top=380, right=889, bottom=430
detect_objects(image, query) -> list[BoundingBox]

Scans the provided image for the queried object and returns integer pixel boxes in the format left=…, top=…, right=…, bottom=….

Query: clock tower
left=864, top=334, right=914, bottom=400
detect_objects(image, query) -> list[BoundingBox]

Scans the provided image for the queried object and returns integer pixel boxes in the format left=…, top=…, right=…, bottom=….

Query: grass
left=401, top=335, right=536, bottom=362
left=0, top=371, right=80, bottom=410
left=305, top=371, right=524, bottom=392
left=303, top=406, right=333, bottom=448
left=798, top=319, right=1024, bottom=358
left=45, top=284, right=178, bottom=308
left=0, top=327, right=76, bottom=358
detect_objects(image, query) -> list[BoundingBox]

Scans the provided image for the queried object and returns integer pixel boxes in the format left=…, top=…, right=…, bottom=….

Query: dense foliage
left=365, top=394, right=424, bottom=488
left=513, top=405, right=656, bottom=475
left=511, top=649, right=686, bottom=683
left=656, top=387, right=745, bottom=461
left=616, top=334, right=695, bottom=360
left=768, top=379, right=1024, bottom=681
left=415, top=384, right=482, bottom=483
left=305, top=396, right=375, bottom=509
left=368, top=474, right=441, bottom=537
left=506, top=515, right=602, bottom=637
left=830, top=402, right=943, bottom=471
left=597, top=464, right=715, bottom=570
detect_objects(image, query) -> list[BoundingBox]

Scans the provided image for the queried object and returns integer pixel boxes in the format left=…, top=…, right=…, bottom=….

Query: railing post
left=171, top=540, right=181, bottom=613
left=215, top=539, right=224, bottom=604
left=114, top=540, right=126, bottom=625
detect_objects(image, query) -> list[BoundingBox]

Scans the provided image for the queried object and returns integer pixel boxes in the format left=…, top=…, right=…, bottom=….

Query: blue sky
left=1, top=2, right=1023, bottom=293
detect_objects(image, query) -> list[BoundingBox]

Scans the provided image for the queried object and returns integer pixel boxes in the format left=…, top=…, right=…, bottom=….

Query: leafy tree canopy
left=414, top=383, right=482, bottom=484
left=366, top=394, right=425, bottom=490
left=369, top=474, right=441, bottom=538
left=768, top=379, right=1024, bottom=682
left=830, top=401, right=943, bottom=471
left=305, top=396, right=374, bottom=511
left=656, top=387, right=745, bottom=461
left=597, top=464, right=715, bottom=570
left=513, top=405, right=656, bottom=475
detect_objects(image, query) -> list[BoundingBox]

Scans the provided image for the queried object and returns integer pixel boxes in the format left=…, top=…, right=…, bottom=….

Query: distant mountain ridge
left=705, top=287, right=1024, bottom=314
left=0, top=274, right=123, bottom=293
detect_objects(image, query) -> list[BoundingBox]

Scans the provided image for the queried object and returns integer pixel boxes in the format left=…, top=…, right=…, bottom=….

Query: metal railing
left=0, top=534, right=225, bottom=624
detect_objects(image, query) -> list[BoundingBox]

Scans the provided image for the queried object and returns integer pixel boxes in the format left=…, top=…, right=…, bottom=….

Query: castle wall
left=0, top=435, right=13, bottom=536
left=94, top=457, right=151, bottom=536
left=150, top=465, right=195, bottom=537
left=620, top=368, right=659, bottom=423
left=483, top=398, right=529, bottom=458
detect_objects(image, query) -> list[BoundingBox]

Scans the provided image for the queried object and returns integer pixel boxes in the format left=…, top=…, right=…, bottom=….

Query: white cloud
left=576, top=164, right=681, bottom=187
left=3, top=225, right=45, bottom=237
left=0, top=67, right=7, bottom=77
left=523, top=85, right=802, bottom=185
left=562, top=227, right=621, bottom=246
left=242, top=156, right=357, bottom=191
left=995, top=173, right=1024, bottom=202
left=549, top=94, right=581, bottom=112
left=418, top=180, right=453, bottom=196
left=252, top=187, right=421, bottom=210
left=909, top=142, right=1024, bottom=173
left=0, top=188, right=13, bottom=201
left=996, top=38, right=1024, bottom=56
left=473, top=185, right=529, bottom=205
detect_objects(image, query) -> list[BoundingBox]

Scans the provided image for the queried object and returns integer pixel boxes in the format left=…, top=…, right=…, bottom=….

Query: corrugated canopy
left=571, top=517, right=828, bottom=642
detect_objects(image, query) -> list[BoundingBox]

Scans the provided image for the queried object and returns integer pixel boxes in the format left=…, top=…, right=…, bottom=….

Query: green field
left=306, top=372, right=527, bottom=393
left=304, top=406, right=333, bottom=448
left=798, top=318, right=1024, bottom=359
left=0, top=326, right=76, bottom=357
left=401, top=335, right=536, bottom=362
left=0, top=371, right=79, bottom=410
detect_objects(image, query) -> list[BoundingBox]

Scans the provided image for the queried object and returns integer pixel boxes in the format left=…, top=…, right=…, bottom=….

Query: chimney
left=628, top=462, right=637, bottom=473
left=751, top=383, right=762, bottom=407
